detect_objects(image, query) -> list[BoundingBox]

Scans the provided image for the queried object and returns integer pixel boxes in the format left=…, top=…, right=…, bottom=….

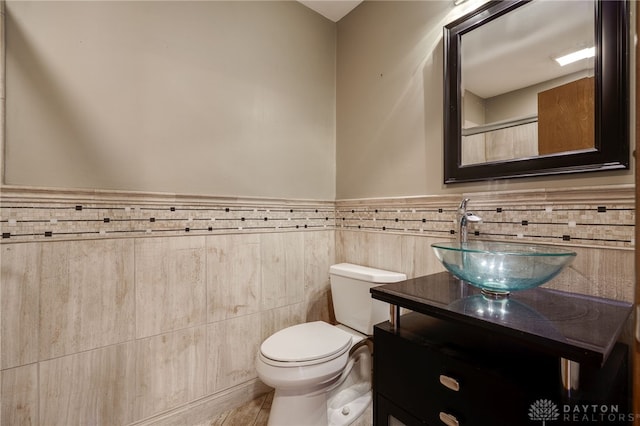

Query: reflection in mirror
left=443, top=0, right=629, bottom=183
left=461, top=1, right=595, bottom=165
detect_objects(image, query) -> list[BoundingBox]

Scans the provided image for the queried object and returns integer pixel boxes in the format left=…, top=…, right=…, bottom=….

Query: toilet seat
left=260, top=321, right=352, bottom=367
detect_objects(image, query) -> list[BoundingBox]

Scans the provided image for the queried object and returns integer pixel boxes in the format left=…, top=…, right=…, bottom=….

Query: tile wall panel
left=1, top=364, right=38, bottom=426
left=259, top=303, right=306, bottom=344
left=1, top=243, right=40, bottom=369
left=336, top=230, right=635, bottom=302
left=207, top=313, right=262, bottom=394
left=207, top=234, right=262, bottom=322
left=39, top=342, right=136, bottom=426
left=260, top=232, right=305, bottom=311
left=303, top=230, right=336, bottom=323
left=335, top=230, right=446, bottom=280
left=547, top=245, right=635, bottom=301
left=134, top=327, right=207, bottom=421
left=135, top=237, right=207, bottom=338
left=39, top=239, right=135, bottom=360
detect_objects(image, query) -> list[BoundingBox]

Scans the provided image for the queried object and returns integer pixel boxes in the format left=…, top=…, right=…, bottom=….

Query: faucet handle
left=465, top=212, right=482, bottom=223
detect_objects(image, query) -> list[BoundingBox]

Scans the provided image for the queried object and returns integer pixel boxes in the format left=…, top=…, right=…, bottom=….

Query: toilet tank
left=329, top=263, right=407, bottom=335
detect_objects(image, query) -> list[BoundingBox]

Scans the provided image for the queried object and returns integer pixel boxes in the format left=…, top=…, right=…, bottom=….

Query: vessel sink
left=431, top=241, right=576, bottom=297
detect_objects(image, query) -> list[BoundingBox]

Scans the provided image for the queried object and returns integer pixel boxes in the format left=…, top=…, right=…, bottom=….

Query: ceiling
left=297, top=0, right=363, bottom=22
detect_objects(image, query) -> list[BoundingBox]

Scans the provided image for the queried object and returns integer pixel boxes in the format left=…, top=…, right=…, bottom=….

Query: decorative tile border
left=0, top=186, right=336, bottom=242
left=1, top=185, right=635, bottom=249
left=336, top=186, right=635, bottom=250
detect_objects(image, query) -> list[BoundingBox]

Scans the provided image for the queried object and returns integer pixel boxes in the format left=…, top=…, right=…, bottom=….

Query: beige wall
left=4, top=0, right=635, bottom=201
left=4, top=1, right=336, bottom=200
left=336, top=0, right=635, bottom=199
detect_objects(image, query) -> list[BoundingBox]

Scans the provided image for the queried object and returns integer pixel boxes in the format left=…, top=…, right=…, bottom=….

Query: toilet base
left=327, top=389, right=371, bottom=426
left=266, top=388, right=372, bottom=426
left=266, top=337, right=373, bottom=426
left=268, top=388, right=329, bottom=426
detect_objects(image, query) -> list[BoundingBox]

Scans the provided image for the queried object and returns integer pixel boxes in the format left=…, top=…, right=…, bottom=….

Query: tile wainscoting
left=1, top=186, right=634, bottom=250
left=0, top=187, right=336, bottom=242
left=336, top=185, right=635, bottom=303
left=0, top=184, right=636, bottom=425
left=1, top=186, right=336, bottom=426
left=337, top=186, right=635, bottom=250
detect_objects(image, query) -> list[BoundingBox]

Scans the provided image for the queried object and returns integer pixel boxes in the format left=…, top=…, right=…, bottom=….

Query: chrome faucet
left=458, top=198, right=482, bottom=243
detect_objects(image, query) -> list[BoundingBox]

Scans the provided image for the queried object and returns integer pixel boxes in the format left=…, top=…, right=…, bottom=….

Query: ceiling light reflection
left=554, top=47, right=595, bottom=66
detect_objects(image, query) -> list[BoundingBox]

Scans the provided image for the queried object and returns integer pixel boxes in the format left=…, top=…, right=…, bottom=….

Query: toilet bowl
left=257, top=322, right=369, bottom=426
left=256, top=263, right=406, bottom=426
left=257, top=322, right=356, bottom=389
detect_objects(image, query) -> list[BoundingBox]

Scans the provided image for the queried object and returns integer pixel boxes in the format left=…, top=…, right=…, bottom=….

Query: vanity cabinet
left=374, top=313, right=628, bottom=426
left=370, top=272, right=633, bottom=426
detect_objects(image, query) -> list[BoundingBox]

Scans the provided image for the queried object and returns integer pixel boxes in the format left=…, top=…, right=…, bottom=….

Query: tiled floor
left=210, top=390, right=374, bottom=426
left=209, top=391, right=273, bottom=426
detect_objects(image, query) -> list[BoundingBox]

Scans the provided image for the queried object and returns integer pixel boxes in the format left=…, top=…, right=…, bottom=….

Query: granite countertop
left=370, top=272, right=633, bottom=366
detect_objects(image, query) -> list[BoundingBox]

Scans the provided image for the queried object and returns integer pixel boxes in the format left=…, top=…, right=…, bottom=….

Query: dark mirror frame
left=443, top=0, right=629, bottom=183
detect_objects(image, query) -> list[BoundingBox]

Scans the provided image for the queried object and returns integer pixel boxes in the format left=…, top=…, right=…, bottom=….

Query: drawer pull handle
left=439, top=412, right=459, bottom=426
left=439, top=374, right=460, bottom=391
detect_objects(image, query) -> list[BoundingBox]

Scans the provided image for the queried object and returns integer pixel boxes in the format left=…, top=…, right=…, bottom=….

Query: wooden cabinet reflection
left=538, top=77, right=594, bottom=155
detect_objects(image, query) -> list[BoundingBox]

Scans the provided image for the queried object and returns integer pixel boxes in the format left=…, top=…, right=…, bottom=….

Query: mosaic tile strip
left=336, top=189, right=635, bottom=249
left=1, top=186, right=634, bottom=249
left=0, top=191, right=336, bottom=242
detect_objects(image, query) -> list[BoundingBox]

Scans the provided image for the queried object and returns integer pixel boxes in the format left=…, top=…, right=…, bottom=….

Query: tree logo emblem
left=528, top=399, right=559, bottom=425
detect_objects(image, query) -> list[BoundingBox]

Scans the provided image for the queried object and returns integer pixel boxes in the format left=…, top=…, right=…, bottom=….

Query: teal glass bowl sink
left=431, top=241, right=576, bottom=297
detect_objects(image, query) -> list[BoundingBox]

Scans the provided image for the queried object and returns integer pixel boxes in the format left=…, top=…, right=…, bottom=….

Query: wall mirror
left=443, top=0, right=629, bottom=183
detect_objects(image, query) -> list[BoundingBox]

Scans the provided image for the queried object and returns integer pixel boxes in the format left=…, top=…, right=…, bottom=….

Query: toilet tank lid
left=329, top=263, right=406, bottom=283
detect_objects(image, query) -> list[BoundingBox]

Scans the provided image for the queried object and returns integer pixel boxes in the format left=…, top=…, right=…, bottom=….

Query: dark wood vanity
left=370, top=272, right=633, bottom=426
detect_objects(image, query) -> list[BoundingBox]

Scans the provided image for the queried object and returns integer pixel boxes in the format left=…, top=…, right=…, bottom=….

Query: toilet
left=256, top=263, right=407, bottom=426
